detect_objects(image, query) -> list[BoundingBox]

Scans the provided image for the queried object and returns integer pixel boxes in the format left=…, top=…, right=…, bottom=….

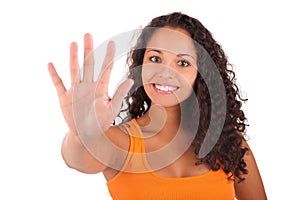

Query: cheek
left=141, top=65, right=156, bottom=84
left=183, top=70, right=198, bottom=88
left=190, top=73, right=197, bottom=87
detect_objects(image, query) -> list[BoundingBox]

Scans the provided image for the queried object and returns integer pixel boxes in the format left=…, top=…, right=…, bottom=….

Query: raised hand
left=48, top=33, right=133, bottom=136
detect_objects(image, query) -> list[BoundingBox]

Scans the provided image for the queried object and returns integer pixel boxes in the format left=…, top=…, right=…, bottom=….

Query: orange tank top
left=106, top=119, right=235, bottom=200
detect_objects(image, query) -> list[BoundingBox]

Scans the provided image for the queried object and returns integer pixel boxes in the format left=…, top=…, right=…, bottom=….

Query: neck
left=138, top=103, right=183, bottom=138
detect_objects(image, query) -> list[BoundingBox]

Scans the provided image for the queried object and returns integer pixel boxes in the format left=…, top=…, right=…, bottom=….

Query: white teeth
left=154, top=84, right=178, bottom=92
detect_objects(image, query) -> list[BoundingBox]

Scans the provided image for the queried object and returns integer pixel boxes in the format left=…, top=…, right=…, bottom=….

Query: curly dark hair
left=120, top=12, right=249, bottom=183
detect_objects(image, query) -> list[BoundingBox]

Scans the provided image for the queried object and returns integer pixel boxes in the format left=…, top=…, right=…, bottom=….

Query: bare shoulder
left=104, top=124, right=130, bottom=151
left=101, top=124, right=131, bottom=180
left=234, top=138, right=267, bottom=200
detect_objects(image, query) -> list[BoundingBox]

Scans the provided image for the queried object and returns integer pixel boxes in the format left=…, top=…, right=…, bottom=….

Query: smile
left=153, top=83, right=179, bottom=93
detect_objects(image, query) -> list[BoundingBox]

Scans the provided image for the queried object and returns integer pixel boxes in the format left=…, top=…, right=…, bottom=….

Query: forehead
left=146, top=27, right=197, bottom=57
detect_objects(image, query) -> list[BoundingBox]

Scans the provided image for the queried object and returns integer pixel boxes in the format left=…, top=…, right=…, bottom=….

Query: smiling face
left=142, top=27, right=198, bottom=107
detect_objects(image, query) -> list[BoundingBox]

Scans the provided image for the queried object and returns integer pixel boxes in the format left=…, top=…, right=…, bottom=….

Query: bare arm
left=61, top=125, right=130, bottom=174
left=61, top=131, right=107, bottom=174
left=49, top=33, right=132, bottom=174
left=234, top=140, right=267, bottom=200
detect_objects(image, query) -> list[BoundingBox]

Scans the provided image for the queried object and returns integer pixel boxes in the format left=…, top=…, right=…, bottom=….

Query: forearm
left=61, top=131, right=106, bottom=174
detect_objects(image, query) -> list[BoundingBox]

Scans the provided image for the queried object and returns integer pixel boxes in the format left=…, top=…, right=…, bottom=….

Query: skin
left=49, top=27, right=267, bottom=199
left=142, top=27, right=198, bottom=107
left=137, top=27, right=210, bottom=177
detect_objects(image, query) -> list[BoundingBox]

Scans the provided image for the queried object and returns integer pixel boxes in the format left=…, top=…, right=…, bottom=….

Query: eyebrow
left=146, top=49, right=195, bottom=60
left=177, top=53, right=195, bottom=60
left=146, top=49, right=162, bottom=54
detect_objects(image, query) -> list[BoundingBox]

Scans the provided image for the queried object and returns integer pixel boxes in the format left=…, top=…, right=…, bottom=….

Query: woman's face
left=142, top=27, right=198, bottom=107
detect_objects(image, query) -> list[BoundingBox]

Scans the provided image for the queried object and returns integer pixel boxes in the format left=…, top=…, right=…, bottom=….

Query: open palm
left=48, top=33, right=133, bottom=136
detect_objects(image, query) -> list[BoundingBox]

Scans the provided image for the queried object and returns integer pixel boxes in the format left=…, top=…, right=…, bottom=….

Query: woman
left=48, top=12, right=267, bottom=199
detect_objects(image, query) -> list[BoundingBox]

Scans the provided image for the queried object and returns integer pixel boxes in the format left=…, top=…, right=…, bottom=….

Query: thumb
left=111, top=79, right=134, bottom=117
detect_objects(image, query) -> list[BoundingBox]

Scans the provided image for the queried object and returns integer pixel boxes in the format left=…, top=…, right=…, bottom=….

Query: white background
left=0, top=0, right=299, bottom=199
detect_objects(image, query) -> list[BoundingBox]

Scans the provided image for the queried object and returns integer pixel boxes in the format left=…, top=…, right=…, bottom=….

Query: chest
left=149, top=147, right=209, bottom=178
left=143, top=133, right=209, bottom=178
left=107, top=169, right=235, bottom=200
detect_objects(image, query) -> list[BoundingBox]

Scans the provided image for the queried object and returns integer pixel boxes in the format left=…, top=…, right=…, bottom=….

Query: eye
left=177, top=60, right=190, bottom=67
left=149, top=56, right=161, bottom=63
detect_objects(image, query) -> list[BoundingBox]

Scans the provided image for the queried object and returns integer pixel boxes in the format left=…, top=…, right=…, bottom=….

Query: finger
left=69, top=42, right=80, bottom=85
left=111, top=79, right=134, bottom=117
left=95, top=41, right=115, bottom=97
left=83, top=33, right=94, bottom=82
left=48, top=62, right=66, bottom=96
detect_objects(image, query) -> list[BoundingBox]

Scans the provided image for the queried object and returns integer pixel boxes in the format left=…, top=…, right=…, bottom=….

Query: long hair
left=120, top=12, right=248, bottom=182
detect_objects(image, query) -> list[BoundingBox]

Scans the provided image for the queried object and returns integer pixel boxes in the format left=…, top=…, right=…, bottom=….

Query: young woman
left=48, top=12, right=267, bottom=199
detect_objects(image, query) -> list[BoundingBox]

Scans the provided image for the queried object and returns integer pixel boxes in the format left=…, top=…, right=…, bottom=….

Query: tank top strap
left=121, top=119, right=149, bottom=173
left=123, top=118, right=144, bottom=139
left=122, top=118, right=145, bottom=152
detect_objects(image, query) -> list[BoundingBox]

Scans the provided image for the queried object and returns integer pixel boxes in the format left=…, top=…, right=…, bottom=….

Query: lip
left=151, top=83, right=179, bottom=94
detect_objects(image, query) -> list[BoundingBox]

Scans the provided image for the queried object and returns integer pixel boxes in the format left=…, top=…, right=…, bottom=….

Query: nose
left=158, top=65, right=176, bottom=79
left=158, top=59, right=177, bottom=79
